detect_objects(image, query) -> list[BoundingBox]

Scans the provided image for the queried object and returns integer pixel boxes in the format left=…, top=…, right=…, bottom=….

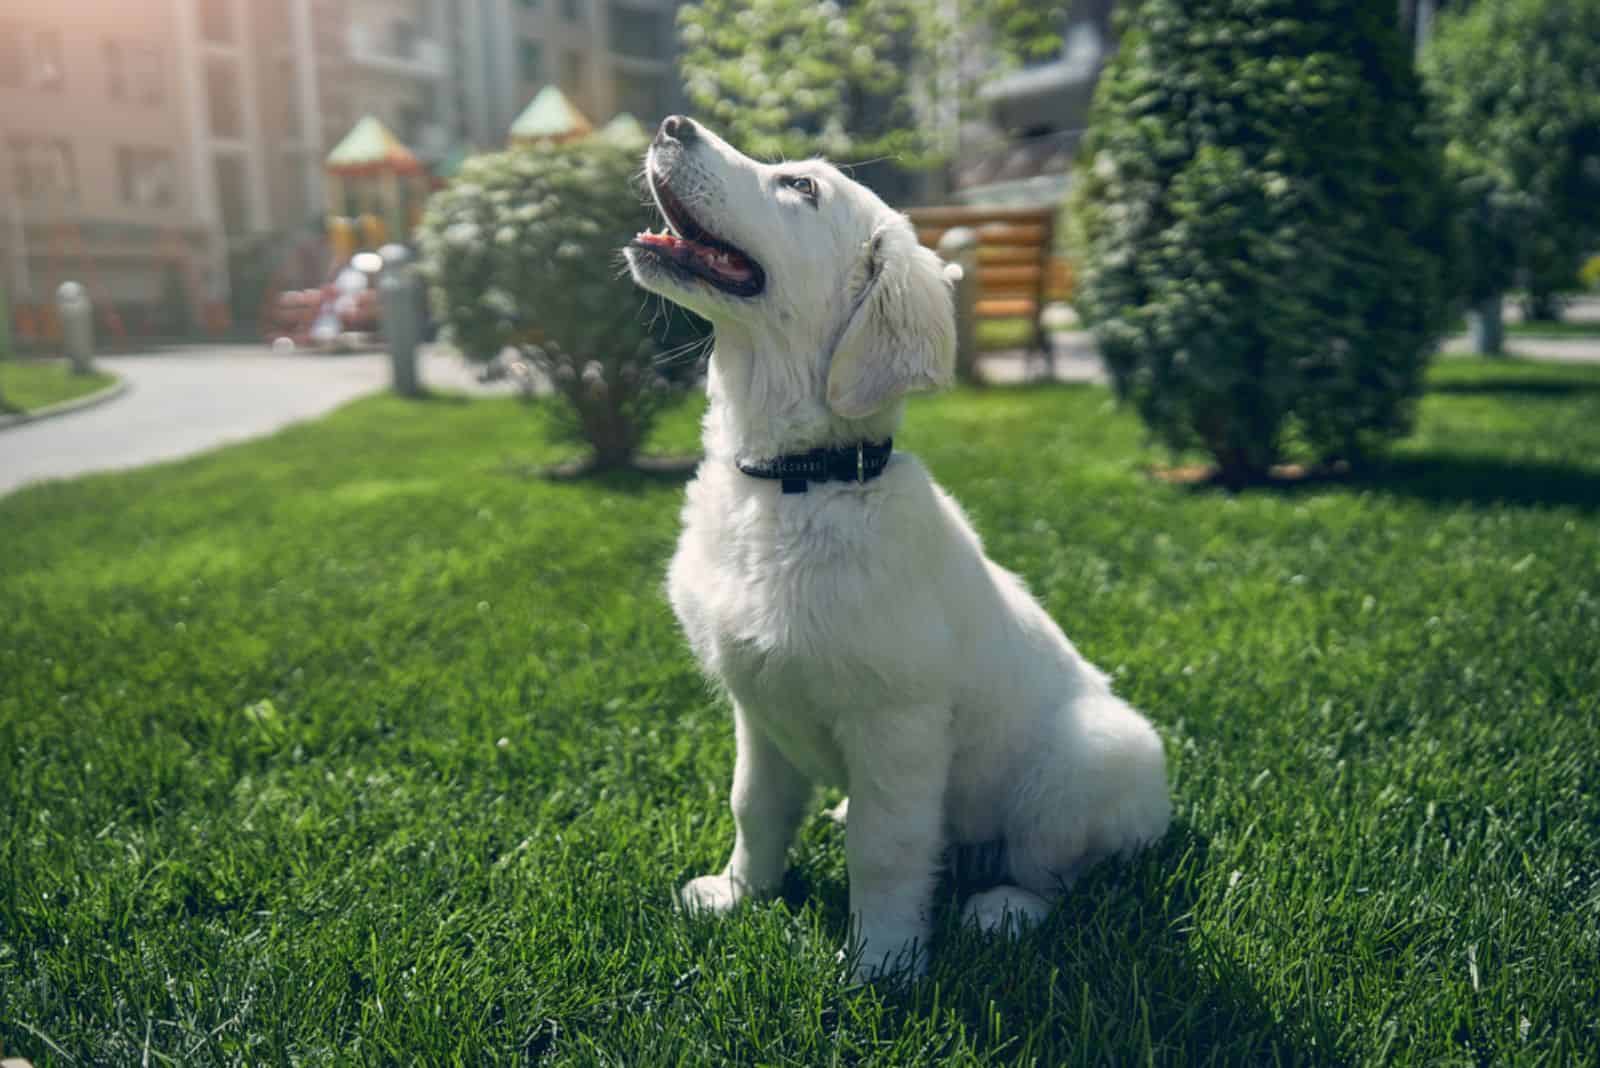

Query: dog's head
left=624, top=116, right=954, bottom=420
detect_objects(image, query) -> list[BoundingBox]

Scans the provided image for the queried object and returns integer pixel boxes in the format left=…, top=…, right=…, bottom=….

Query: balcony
left=346, top=24, right=447, bottom=79
left=952, top=128, right=1083, bottom=200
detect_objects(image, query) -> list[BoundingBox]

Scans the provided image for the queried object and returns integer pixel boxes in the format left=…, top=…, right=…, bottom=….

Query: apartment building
left=0, top=0, right=682, bottom=336
left=454, top=0, right=682, bottom=149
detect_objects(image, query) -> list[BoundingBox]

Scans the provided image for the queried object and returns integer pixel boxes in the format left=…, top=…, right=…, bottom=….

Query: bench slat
left=975, top=298, right=1040, bottom=319
left=979, top=265, right=1042, bottom=285
left=977, top=247, right=1045, bottom=266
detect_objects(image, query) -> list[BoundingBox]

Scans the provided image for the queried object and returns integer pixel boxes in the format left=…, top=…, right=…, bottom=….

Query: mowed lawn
left=0, top=359, right=116, bottom=414
left=2, top=359, right=1597, bottom=1066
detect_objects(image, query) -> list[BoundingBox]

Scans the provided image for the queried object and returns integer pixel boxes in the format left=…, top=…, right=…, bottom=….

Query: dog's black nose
left=658, top=115, right=697, bottom=145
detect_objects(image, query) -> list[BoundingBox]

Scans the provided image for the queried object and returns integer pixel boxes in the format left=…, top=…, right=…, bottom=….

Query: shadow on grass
left=1429, top=376, right=1600, bottom=398
left=1334, top=454, right=1599, bottom=514
left=1175, top=452, right=1600, bottom=515
left=399, top=389, right=478, bottom=405
left=515, top=453, right=701, bottom=492
left=783, top=825, right=1343, bottom=1064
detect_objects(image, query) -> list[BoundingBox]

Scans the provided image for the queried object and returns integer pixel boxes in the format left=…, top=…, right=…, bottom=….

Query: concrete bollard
left=378, top=246, right=422, bottom=397
left=56, top=281, right=96, bottom=375
left=1470, top=293, right=1505, bottom=355
left=937, top=227, right=979, bottom=383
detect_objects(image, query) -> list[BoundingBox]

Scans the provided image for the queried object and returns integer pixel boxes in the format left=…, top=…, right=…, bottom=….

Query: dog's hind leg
left=680, top=703, right=812, bottom=914
left=1003, top=693, right=1171, bottom=898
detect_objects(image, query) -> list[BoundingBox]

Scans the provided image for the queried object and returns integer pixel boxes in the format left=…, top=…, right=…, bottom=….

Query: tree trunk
left=1470, top=293, right=1505, bottom=355
left=1212, top=446, right=1269, bottom=491
left=1523, top=290, right=1564, bottom=323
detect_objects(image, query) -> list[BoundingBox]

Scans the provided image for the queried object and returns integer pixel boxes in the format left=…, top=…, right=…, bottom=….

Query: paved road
left=1441, top=334, right=1600, bottom=363
left=7, top=317, right=1598, bottom=498
left=0, top=345, right=506, bottom=497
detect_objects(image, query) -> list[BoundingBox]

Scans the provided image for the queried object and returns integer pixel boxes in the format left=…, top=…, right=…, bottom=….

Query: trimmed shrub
left=419, top=140, right=706, bottom=471
left=1070, top=0, right=1455, bottom=486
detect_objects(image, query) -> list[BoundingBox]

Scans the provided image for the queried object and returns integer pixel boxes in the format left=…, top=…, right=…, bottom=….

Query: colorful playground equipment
left=267, top=91, right=643, bottom=351
left=509, top=86, right=595, bottom=146
left=269, top=116, right=432, bottom=349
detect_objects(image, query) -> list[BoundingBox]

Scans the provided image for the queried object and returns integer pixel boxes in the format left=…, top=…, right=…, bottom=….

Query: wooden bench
left=906, top=204, right=1064, bottom=363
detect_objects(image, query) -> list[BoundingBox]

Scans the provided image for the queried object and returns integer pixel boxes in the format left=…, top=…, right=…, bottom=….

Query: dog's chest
left=669, top=484, right=898, bottom=784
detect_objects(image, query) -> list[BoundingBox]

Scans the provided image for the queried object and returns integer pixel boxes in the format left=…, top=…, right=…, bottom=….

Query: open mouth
left=632, top=171, right=766, bottom=298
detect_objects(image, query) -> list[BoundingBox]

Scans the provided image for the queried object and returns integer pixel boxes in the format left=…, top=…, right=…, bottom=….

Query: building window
left=117, top=147, right=178, bottom=208
left=8, top=136, right=78, bottom=201
left=561, top=0, right=584, bottom=23
left=213, top=154, right=250, bottom=236
left=0, top=23, right=22, bottom=88
left=206, top=62, right=242, bottom=137
left=105, top=40, right=164, bottom=105
left=106, top=40, right=127, bottom=99
left=32, top=28, right=64, bottom=90
left=278, top=60, right=299, bottom=135
left=199, top=0, right=233, bottom=44
left=615, top=71, right=664, bottom=123
left=398, top=105, right=422, bottom=144
left=521, top=39, right=544, bottom=84
left=609, top=5, right=662, bottom=59
left=562, top=49, right=586, bottom=99
left=392, top=20, right=418, bottom=60
left=131, top=45, right=165, bottom=106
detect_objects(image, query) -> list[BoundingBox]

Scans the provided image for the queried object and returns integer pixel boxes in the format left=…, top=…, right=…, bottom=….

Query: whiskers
left=651, top=322, right=715, bottom=372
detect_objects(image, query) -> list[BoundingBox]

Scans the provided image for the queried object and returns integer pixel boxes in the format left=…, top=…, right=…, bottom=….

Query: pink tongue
left=698, top=247, right=752, bottom=281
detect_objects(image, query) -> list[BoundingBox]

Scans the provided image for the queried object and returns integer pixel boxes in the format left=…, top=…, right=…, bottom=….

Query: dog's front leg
left=840, top=707, right=952, bottom=981
left=681, top=703, right=811, bottom=914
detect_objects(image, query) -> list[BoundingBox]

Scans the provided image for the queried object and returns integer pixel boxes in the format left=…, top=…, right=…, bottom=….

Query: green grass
left=3, top=360, right=1598, bottom=1065
left=1506, top=319, right=1600, bottom=339
left=0, top=359, right=116, bottom=414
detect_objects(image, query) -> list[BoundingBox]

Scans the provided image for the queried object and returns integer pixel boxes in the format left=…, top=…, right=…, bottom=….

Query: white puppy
left=625, top=116, right=1171, bottom=980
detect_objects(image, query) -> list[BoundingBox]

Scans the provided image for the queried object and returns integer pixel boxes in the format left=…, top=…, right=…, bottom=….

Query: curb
left=0, top=375, right=130, bottom=431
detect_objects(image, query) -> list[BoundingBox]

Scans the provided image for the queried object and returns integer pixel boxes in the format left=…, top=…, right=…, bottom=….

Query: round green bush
left=419, top=140, right=705, bottom=470
left=1070, top=0, right=1456, bottom=485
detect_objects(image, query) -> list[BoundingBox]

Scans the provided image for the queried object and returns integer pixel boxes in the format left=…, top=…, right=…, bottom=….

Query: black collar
left=736, top=439, right=893, bottom=495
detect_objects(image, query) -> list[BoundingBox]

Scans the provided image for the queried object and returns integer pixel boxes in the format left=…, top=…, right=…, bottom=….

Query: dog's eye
left=779, top=175, right=818, bottom=201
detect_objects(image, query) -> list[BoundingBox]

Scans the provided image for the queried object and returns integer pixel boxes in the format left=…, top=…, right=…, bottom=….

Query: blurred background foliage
left=1421, top=0, right=1600, bottom=324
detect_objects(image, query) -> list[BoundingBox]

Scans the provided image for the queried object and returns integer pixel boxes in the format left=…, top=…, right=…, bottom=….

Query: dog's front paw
left=677, top=873, right=746, bottom=915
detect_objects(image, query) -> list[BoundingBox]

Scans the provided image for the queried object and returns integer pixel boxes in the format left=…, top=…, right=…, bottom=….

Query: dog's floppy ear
left=825, top=219, right=956, bottom=419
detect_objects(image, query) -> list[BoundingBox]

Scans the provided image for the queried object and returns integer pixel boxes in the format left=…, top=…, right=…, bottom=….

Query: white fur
left=627, top=118, right=1172, bottom=981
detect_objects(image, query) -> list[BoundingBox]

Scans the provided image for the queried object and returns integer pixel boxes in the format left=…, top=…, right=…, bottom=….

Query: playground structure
left=7, top=87, right=643, bottom=351
left=267, top=116, right=434, bottom=349
left=509, top=85, right=595, bottom=145
left=268, top=92, right=621, bottom=350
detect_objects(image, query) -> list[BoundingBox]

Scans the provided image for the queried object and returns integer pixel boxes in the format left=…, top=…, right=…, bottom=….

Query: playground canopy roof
left=509, top=86, right=594, bottom=144
left=325, top=116, right=427, bottom=178
left=599, top=112, right=648, bottom=145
